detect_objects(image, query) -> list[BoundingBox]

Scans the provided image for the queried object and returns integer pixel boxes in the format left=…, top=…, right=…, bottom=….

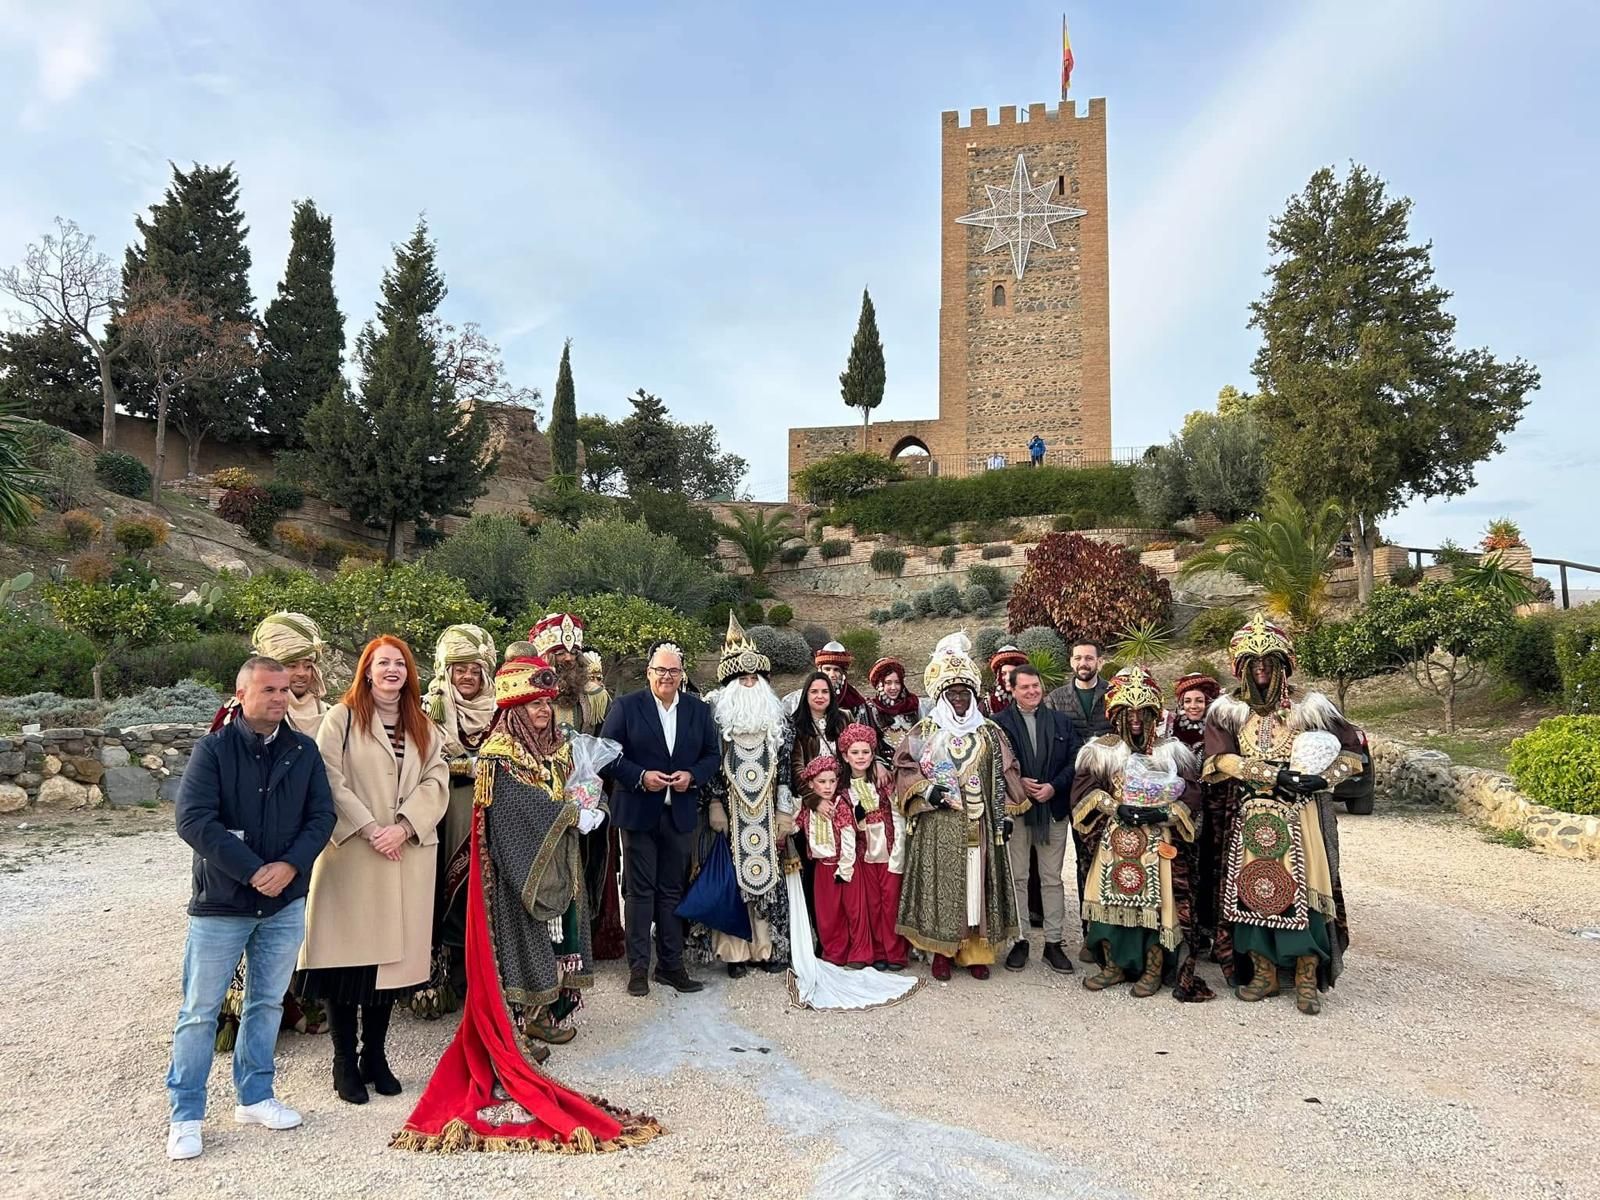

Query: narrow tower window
left=1057, top=175, right=1065, bottom=195
left=992, top=283, right=1006, bottom=307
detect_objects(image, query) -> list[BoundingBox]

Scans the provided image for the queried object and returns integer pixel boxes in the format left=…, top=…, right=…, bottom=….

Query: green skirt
left=1232, top=910, right=1332, bottom=968
left=1087, top=921, right=1162, bottom=974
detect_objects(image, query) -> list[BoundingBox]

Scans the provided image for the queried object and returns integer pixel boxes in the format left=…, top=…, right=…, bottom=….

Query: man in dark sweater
left=1046, top=639, right=1113, bottom=960
left=994, top=666, right=1082, bottom=973
left=165, top=656, right=335, bottom=1161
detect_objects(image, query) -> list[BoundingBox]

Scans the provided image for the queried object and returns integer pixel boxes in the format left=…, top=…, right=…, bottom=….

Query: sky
left=1, top=0, right=1596, bottom=572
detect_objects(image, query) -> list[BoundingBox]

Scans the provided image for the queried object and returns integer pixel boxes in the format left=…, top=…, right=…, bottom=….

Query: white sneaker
left=167, top=1120, right=203, bottom=1160
left=233, top=1097, right=302, bottom=1130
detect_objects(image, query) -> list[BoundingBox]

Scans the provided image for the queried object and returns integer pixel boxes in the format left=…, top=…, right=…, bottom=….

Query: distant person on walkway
left=600, top=642, right=720, bottom=997
left=298, top=635, right=449, bottom=1105
left=165, top=655, right=335, bottom=1161
left=987, top=450, right=1007, bottom=470
left=1029, top=435, right=1046, bottom=467
left=993, top=665, right=1081, bottom=975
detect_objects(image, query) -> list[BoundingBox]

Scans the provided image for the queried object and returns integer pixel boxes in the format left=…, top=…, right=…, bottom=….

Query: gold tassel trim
left=390, top=1100, right=666, bottom=1155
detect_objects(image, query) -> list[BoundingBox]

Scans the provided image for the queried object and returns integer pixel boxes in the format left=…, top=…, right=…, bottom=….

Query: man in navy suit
left=993, top=664, right=1083, bottom=975
left=600, top=642, right=721, bottom=997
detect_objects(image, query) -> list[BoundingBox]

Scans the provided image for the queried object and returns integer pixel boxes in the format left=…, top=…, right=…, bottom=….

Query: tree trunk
left=861, top=406, right=870, bottom=453
left=1353, top=514, right=1378, bottom=604
left=91, top=661, right=104, bottom=703
left=1336, top=678, right=1350, bottom=710
left=96, top=351, right=117, bottom=451
left=184, top=430, right=204, bottom=479
left=1443, top=658, right=1457, bottom=734
left=152, top=385, right=170, bottom=506
left=386, top=515, right=401, bottom=562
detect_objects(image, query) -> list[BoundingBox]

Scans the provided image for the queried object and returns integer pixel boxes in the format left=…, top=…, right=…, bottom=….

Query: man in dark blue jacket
left=994, top=664, right=1083, bottom=974
left=600, top=642, right=721, bottom=997
left=164, top=656, right=335, bottom=1162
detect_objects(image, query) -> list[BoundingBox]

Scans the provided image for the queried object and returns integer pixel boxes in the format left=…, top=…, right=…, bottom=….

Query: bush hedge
left=1185, top=606, right=1247, bottom=650
left=747, top=623, right=813, bottom=672
left=113, top=515, right=168, bottom=553
left=927, top=581, right=962, bottom=616
left=94, top=451, right=152, bottom=499
left=838, top=627, right=881, bottom=668
left=961, top=584, right=992, bottom=612
left=1008, top=533, right=1173, bottom=648
left=799, top=623, right=831, bottom=651
left=833, top=465, right=1137, bottom=541
left=1494, top=614, right=1563, bottom=700
left=980, top=544, right=1013, bottom=560
left=819, top=539, right=852, bottom=561
left=937, top=546, right=956, bottom=567
left=1016, top=625, right=1069, bottom=664
left=518, top=592, right=709, bottom=672
left=0, top=609, right=98, bottom=696
left=889, top=599, right=912, bottom=620
left=766, top=603, right=794, bottom=628
left=972, top=626, right=1008, bottom=665
left=1508, top=715, right=1600, bottom=816
left=61, top=509, right=102, bottom=549
left=967, top=564, right=1008, bottom=597
left=869, top=548, right=907, bottom=576
left=778, top=542, right=810, bottom=565
left=113, top=634, right=254, bottom=692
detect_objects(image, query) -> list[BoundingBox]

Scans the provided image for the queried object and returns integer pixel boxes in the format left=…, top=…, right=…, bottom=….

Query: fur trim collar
left=1207, top=688, right=1343, bottom=734
left=1075, top=733, right=1196, bottom=779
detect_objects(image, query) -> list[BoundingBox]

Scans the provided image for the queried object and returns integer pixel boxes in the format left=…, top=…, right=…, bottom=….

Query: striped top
left=383, top=722, right=406, bottom=768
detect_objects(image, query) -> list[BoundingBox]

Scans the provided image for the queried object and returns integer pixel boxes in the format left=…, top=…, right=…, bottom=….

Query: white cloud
left=0, top=1, right=131, bottom=124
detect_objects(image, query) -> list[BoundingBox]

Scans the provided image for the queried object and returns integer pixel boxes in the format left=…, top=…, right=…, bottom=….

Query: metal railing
left=894, top=445, right=1148, bottom=481
left=1395, top=546, right=1600, bottom=609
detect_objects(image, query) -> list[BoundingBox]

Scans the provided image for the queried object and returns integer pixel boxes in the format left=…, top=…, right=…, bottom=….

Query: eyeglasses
left=650, top=667, right=684, bottom=679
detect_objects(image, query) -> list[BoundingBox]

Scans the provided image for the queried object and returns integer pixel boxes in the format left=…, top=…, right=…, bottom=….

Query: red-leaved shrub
left=1007, top=532, right=1172, bottom=646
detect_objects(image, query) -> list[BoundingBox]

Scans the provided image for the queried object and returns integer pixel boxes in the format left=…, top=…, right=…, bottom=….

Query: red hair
left=344, top=635, right=434, bottom=759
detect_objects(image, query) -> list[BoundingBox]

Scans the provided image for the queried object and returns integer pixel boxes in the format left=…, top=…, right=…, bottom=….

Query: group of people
left=162, top=603, right=1363, bottom=1162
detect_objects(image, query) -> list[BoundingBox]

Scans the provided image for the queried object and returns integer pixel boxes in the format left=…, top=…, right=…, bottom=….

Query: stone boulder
left=36, top=776, right=95, bottom=809
left=61, top=755, right=105, bottom=785
left=0, top=783, right=27, bottom=813
left=102, top=766, right=160, bottom=809
left=99, top=745, right=131, bottom=769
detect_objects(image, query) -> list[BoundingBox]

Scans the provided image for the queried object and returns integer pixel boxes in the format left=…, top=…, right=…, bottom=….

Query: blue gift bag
left=674, top=833, right=753, bottom=941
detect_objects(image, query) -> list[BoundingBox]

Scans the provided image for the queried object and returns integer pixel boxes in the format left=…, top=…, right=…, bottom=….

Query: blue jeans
left=165, top=898, right=306, bottom=1121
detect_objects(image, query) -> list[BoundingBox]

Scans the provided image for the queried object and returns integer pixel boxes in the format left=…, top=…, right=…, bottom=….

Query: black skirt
left=292, top=965, right=416, bottom=1007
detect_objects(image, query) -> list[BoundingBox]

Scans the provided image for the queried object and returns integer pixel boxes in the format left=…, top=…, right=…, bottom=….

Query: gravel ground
left=0, top=806, right=1596, bottom=1200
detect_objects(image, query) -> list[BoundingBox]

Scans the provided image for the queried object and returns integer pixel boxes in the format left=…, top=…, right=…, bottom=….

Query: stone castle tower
left=787, top=98, right=1111, bottom=497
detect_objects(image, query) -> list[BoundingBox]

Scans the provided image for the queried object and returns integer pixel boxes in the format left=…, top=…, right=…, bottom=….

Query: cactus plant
left=0, top=571, right=34, bottom=607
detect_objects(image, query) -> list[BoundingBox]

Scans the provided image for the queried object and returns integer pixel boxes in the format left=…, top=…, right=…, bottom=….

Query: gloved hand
left=834, top=871, right=850, bottom=885
left=1002, top=816, right=1015, bottom=840
left=708, top=801, right=729, bottom=833
left=576, top=808, right=605, bottom=835
left=1275, top=767, right=1327, bottom=795
left=853, top=802, right=867, bottom=822
left=927, top=784, right=952, bottom=809
left=1117, top=804, right=1165, bottom=826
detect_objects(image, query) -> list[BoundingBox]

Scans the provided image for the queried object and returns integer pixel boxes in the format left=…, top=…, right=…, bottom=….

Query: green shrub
left=0, top=609, right=98, bottom=695
left=927, top=581, right=962, bottom=616
left=1554, top=615, right=1600, bottom=714
left=1389, top=562, right=1424, bottom=588
left=0, top=690, right=100, bottom=729
left=960, top=584, right=991, bottom=613
left=216, top=485, right=285, bottom=546
left=37, top=441, right=96, bottom=512
left=516, top=591, right=708, bottom=672
left=112, top=633, right=254, bottom=691
left=1185, top=606, right=1246, bottom=650
left=424, top=514, right=538, bottom=619
left=112, top=515, right=168, bottom=553
left=101, top=680, right=225, bottom=728
left=619, top=486, right=720, bottom=559
left=1008, top=533, right=1173, bottom=647
left=799, top=623, right=831, bottom=651
left=889, top=599, right=912, bottom=620
left=211, top=467, right=257, bottom=491
left=1180, top=654, right=1220, bottom=680
left=701, top=601, right=735, bottom=631
left=523, top=516, right=719, bottom=616
left=261, top=478, right=304, bottom=512
left=779, top=542, right=810, bottom=565
left=792, top=452, right=904, bottom=504
left=927, top=531, right=956, bottom=548
left=912, top=590, right=937, bottom=618
left=747, top=623, right=813, bottom=672
left=868, top=608, right=890, bottom=624
left=838, top=627, right=880, bottom=667
left=1016, top=625, right=1069, bottom=665
left=94, top=451, right=153, bottom=500
left=273, top=521, right=326, bottom=565
left=980, top=544, right=1013, bottom=560
left=869, top=548, right=907, bottom=576
left=972, top=626, right=1008, bottom=664
left=1494, top=614, right=1563, bottom=700
left=739, top=601, right=765, bottom=625
left=819, top=538, right=852, bottom=561
left=937, top=546, right=956, bottom=567
left=833, top=465, right=1136, bottom=541
left=1508, top=716, right=1600, bottom=815
left=67, top=551, right=115, bottom=584
left=967, top=564, right=1007, bottom=597
left=60, top=508, right=102, bottom=549
left=766, top=603, right=794, bottom=628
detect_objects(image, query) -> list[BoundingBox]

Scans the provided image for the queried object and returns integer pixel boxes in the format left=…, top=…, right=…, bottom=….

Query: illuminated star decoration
left=955, top=152, right=1087, bottom=280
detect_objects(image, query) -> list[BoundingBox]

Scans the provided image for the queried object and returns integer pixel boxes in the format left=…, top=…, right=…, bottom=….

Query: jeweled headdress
left=923, top=631, right=982, bottom=699
left=529, top=612, right=585, bottom=656
left=1105, top=665, right=1163, bottom=715
left=717, top=612, right=771, bottom=682
left=494, top=654, right=559, bottom=709
left=1228, top=612, right=1296, bottom=678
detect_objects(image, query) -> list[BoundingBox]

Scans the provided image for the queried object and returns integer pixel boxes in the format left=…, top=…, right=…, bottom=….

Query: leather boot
left=357, top=1001, right=401, bottom=1095
left=327, top=1002, right=368, bottom=1105
left=1235, top=951, right=1281, bottom=1002
left=1082, top=945, right=1125, bottom=992
left=1129, top=941, right=1165, bottom=998
left=1293, top=955, right=1322, bottom=1015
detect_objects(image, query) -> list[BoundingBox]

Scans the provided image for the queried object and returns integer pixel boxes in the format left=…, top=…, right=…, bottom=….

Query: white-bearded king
left=698, top=614, right=796, bottom=977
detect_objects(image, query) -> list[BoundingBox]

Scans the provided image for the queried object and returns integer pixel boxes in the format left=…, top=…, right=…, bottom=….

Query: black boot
left=358, top=1001, right=401, bottom=1096
left=327, top=1002, right=368, bottom=1105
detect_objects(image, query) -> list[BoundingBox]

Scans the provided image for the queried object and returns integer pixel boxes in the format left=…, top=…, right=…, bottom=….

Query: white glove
left=576, top=808, right=605, bottom=835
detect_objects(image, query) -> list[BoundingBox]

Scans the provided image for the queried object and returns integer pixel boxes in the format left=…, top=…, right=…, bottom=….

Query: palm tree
left=1179, top=489, right=1346, bottom=628
left=717, top=507, right=799, bottom=579
left=0, top=399, right=45, bottom=533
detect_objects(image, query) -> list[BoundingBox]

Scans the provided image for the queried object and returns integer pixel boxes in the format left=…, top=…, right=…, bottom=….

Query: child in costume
left=797, top=756, right=871, bottom=968
left=838, top=724, right=907, bottom=971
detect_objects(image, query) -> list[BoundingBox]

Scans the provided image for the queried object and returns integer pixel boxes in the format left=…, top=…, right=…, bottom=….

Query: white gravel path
left=0, top=807, right=1595, bottom=1200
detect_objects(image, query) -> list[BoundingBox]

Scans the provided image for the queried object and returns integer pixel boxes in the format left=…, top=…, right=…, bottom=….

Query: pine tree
left=1250, top=164, right=1538, bottom=600
left=839, top=287, right=886, bottom=447
left=548, top=338, right=578, bottom=476
left=0, top=323, right=101, bottom=434
left=617, top=388, right=676, bottom=494
left=260, top=200, right=344, bottom=447
left=303, top=220, right=494, bottom=559
left=119, top=163, right=259, bottom=473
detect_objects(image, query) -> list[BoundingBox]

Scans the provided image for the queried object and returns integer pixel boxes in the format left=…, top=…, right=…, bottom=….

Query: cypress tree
left=119, top=163, right=259, bottom=473
left=260, top=200, right=344, bottom=447
left=304, top=220, right=494, bottom=559
left=839, top=287, right=886, bottom=445
left=548, top=338, right=578, bottom=476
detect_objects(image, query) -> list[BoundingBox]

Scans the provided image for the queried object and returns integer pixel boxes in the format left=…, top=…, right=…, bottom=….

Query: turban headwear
left=426, top=624, right=498, bottom=745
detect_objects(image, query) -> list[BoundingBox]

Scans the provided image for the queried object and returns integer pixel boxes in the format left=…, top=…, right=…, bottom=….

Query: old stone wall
left=0, top=724, right=206, bottom=813
left=1371, top=737, right=1600, bottom=861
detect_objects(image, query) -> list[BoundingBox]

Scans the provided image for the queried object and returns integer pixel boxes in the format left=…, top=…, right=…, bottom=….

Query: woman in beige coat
left=297, top=635, right=448, bottom=1105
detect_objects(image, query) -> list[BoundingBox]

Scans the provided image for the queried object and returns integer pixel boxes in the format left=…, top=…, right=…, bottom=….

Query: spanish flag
left=1061, top=14, right=1074, bottom=100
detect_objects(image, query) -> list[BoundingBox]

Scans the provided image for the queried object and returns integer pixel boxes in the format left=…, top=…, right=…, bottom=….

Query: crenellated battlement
left=941, top=97, right=1105, bottom=129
